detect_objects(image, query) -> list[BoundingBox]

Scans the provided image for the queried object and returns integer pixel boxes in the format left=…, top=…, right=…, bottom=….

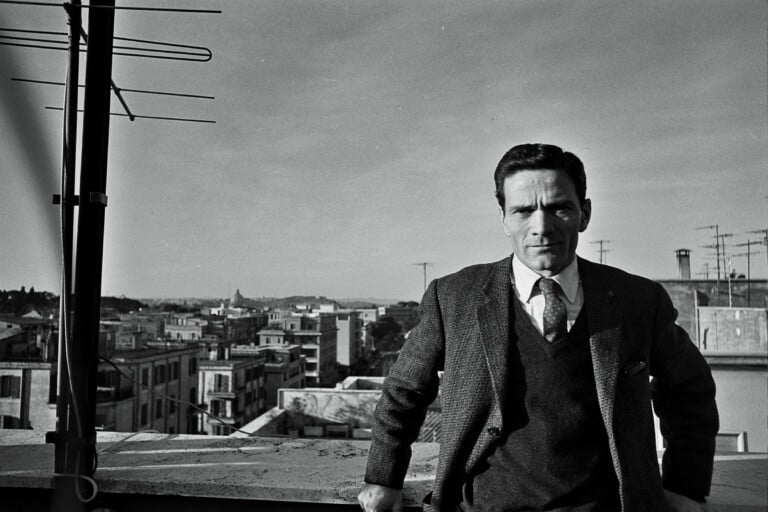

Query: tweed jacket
left=364, top=256, right=718, bottom=512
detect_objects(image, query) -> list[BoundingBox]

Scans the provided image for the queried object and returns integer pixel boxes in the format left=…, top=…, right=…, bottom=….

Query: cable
left=52, top=468, right=98, bottom=504
left=99, top=356, right=253, bottom=436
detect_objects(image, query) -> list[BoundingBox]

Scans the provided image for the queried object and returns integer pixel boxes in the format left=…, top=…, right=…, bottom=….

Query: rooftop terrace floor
left=0, top=431, right=765, bottom=511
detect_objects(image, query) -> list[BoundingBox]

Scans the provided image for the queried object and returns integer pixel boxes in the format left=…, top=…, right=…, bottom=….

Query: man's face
left=499, top=169, right=591, bottom=277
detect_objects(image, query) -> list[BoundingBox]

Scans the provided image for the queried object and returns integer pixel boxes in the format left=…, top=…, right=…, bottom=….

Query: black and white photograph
left=0, top=1, right=766, bottom=511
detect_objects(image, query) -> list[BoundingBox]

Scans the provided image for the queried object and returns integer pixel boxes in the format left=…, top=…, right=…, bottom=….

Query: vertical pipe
left=51, top=1, right=81, bottom=509
left=62, top=0, right=115, bottom=507
left=714, top=225, right=720, bottom=294
left=746, top=240, right=751, bottom=307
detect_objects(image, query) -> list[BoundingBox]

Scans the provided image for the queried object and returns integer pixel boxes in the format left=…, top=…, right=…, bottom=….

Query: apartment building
left=334, top=311, right=363, bottom=371
left=164, top=314, right=207, bottom=341
left=97, top=345, right=201, bottom=434
left=293, top=314, right=337, bottom=387
left=231, top=344, right=306, bottom=409
left=0, top=360, right=54, bottom=430
left=198, top=357, right=266, bottom=435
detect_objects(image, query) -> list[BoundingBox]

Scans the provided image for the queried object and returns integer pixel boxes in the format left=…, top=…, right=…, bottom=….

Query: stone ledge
left=0, top=430, right=765, bottom=510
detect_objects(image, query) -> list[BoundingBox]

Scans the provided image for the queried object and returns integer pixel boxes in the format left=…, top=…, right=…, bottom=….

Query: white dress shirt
left=511, top=255, right=584, bottom=335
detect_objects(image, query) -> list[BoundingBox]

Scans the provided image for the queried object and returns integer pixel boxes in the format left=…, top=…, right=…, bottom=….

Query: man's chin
left=523, top=255, right=567, bottom=276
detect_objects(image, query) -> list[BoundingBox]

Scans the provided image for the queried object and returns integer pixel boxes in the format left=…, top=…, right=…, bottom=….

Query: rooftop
left=0, top=431, right=765, bottom=511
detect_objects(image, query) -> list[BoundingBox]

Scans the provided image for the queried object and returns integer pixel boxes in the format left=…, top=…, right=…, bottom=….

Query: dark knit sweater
left=462, top=296, right=619, bottom=511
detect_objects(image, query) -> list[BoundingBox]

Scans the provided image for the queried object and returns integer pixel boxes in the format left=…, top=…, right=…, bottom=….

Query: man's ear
left=579, top=198, right=592, bottom=232
left=498, top=205, right=511, bottom=237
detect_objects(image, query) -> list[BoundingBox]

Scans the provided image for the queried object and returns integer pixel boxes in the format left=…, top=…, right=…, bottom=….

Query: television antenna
left=412, top=262, right=433, bottom=293
left=0, top=1, right=220, bottom=509
left=589, top=240, right=612, bottom=264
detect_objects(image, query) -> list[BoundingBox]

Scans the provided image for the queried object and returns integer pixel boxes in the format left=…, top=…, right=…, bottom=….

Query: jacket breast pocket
left=619, top=360, right=648, bottom=390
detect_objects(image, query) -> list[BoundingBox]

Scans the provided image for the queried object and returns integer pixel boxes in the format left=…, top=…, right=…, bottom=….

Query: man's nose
left=529, top=209, right=554, bottom=235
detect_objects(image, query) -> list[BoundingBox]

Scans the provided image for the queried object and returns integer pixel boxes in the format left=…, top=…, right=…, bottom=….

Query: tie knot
left=538, top=277, right=559, bottom=296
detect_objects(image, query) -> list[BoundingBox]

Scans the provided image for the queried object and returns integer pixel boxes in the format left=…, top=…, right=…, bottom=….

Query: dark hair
left=494, top=143, right=587, bottom=209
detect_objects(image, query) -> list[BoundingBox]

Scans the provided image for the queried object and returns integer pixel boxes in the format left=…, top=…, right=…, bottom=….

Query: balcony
left=0, top=430, right=765, bottom=511
left=96, top=385, right=134, bottom=403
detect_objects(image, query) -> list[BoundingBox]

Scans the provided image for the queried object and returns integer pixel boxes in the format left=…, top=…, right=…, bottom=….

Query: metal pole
left=60, top=0, right=115, bottom=507
left=747, top=240, right=751, bottom=307
left=715, top=225, right=720, bottom=290
left=49, top=1, right=81, bottom=509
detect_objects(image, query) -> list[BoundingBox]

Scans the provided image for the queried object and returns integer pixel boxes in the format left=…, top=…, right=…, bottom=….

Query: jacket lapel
left=476, top=257, right=512, bottom=419
left=579, top=258, right=625, bottom=489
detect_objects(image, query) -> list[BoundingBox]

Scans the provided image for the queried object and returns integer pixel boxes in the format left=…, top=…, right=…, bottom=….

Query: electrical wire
left=99, top=356, right=253, bottom=436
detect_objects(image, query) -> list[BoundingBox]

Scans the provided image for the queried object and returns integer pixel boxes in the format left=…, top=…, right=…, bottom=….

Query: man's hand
left=358, top=483, right=403, bottom=512
left=664, top=489, right=713, bottom=511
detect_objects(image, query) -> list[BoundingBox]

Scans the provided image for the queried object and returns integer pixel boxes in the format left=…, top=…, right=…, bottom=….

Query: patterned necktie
left=538, top=277, right=567, bottom=343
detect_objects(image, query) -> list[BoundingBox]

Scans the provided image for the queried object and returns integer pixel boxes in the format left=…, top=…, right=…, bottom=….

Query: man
left=358, top=144, right=718, bottom=511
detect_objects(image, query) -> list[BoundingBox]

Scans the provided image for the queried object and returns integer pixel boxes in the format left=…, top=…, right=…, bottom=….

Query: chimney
left=675, top=249, right=691, bottom=280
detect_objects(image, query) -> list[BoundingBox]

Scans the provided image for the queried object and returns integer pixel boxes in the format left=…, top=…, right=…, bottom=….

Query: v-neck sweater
left=463, top=296, right=619, bottom=511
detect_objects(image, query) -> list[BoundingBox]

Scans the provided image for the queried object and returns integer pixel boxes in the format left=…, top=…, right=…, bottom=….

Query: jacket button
left=487, top=427, right=501, bottom=437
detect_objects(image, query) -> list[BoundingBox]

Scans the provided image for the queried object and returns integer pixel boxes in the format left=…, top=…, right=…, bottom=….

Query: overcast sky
left=1, top=1, right=766, bottom=301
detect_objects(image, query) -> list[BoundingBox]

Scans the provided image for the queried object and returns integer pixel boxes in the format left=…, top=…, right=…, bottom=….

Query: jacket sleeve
left=649, top=283, right=719, bottom=501
left=364, top=279, right=445, bottom=489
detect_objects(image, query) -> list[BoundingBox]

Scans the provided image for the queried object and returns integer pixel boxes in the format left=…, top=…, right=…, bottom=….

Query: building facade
left=197, top=357, right=266, bottom=435
left=0, top=361, right=54, bottom=431
left=334, top=312, right=363, bottom=370
left=97, top=346, right=201, bottom=434
left=231, top=344, right=306, bottom=409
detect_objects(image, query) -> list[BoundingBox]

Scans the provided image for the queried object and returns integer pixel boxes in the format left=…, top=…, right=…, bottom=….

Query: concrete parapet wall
left=697, top=307, right=767, bottom=355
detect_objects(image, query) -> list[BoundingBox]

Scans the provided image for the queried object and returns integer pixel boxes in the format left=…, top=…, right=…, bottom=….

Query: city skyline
left=1, top=1, right=766, bottom=301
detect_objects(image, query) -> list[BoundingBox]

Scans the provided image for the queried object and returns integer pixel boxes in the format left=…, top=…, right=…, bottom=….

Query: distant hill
left=100, top=296, right=148, bottom=314
left=0, top=287, right=58, bottom=317
left=334, top=298, right=405, bottom=308
left=135, top=296, right=408, bottom=310
left=0, top=288, right=149, bottom=318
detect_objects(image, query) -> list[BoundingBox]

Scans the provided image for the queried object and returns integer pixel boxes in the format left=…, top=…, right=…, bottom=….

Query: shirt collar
left=511, top=255, right=581, bottom=304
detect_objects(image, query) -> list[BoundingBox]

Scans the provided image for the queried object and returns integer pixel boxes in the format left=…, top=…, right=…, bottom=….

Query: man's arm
left=649, top=283, right=719, bottom=502
left=363, top=279, right=445, bottom=492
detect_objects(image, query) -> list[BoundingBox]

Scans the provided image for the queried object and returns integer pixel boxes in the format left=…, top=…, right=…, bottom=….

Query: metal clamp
left=52, top=194, right=80, bottom=205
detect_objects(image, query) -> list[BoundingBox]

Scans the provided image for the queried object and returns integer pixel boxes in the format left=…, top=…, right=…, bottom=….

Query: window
left=188, top=358, right=197, bottom=375
left=189, top=387, right=196, bottom=405
left=140, top=404, right=148, bottom=425
left=155, top=398, right=163, bottom=418
left=0, top=375, right=21, bottom=398
left=141, top=368, right=149, bottom=387
left=214, top=374, right=230, bottom=393
left=172, top=361, right=180, bottom=380
left=154, top=364, right=166, bottom=385
left=1, top=415, right=21, bottom=429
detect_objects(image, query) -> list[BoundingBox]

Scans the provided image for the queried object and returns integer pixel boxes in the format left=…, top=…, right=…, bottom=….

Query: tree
left=371, top=316, right=404, bottom=353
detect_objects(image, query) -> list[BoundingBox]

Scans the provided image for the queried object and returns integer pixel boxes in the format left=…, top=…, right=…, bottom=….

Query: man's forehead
left=503, top=169, right=577, bottom=193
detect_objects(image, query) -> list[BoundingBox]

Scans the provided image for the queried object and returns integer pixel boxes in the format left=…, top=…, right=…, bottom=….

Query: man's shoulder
left=579, top=258, right=663, bottom=293
left=437, top=257, right=509, bottom=288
